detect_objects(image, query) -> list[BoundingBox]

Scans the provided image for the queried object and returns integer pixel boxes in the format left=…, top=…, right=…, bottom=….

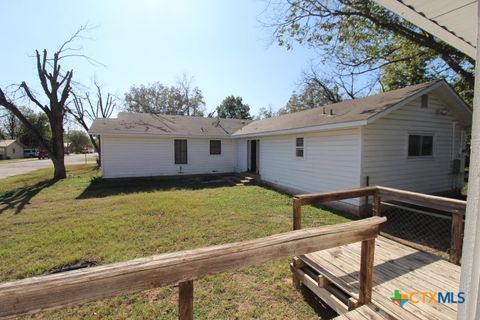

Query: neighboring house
left=0, top=139, right=25, bottom=160
left=90, top=80, right=472, bottom=214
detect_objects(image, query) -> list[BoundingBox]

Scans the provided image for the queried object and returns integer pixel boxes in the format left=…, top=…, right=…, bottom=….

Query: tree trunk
left=51, top=154, right=67, bottom=180
left=89, top=134, right=101, bottom=167
left=50, top=114, right=66, bottom=180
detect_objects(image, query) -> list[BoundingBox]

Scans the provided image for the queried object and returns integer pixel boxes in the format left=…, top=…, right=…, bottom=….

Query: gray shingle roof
left=89, top=112, right=252, bottom=137
left=90, top=80, right=470, bottom=138
left=233, top=80, right=441, bottom=137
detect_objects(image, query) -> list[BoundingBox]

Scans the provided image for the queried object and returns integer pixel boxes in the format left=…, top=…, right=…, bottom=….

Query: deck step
left=334, top=303, right=396, bottom=320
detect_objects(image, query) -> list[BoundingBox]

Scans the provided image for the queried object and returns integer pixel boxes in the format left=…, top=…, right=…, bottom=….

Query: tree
left=16, top=109, right=51, bottom=148
left=215, top=96, right=252, bottom=119
left=265, top=0, right=474, bottom=103
left=279, top=75, right=348, bottom=115
left=66, top=130, right=91, bottom=153
left=256, top=105, right=276, bottom=119
left=0, top=37, right=78, bottom=179
left=176, top=73, right=206, bottom=116
left=69, top=80, right=116, bottom=164
left=0, top=111, right=21, bottom=139
left=124, top=77, right=205, bottom=116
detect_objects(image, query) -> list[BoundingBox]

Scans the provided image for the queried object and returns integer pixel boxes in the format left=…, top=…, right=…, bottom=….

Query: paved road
left=0, top=154, right=97, bottom=179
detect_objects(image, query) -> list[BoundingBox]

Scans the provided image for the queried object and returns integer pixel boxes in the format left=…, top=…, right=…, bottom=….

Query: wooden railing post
left=450, top=211, right=464, bottom=265
left=372, top=190, right=381, bottom=217
left=293, top=197, right=302, bottom=230
left=358, top=238, right=375, bottom=306
left=179, top=280, right=193, bottom=320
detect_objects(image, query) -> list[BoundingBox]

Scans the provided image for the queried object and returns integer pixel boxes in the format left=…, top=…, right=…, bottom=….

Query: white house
left=90, top=80, right=471, bottom=213
left=0, top=139, right=25, bottom=160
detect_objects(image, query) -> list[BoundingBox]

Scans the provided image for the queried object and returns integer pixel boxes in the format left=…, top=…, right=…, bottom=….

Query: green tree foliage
left=215, top=96, right=252, bottom=119
left=266, top=0, right=474, bottom=104
left=66, top=130, right=91, bottom=153
left=0, top=109, right=51, bottom=147
left=124, top=79, right=205, bottom=116
left=19, top=110, right=51, bottom=148
left=278, top=78, right=344, bottom=114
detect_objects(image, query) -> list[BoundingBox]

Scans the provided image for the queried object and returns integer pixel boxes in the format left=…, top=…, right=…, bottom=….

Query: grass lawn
left=0, top=165, right=352, bottom=319
left=0, top=158, right=37, bottom=164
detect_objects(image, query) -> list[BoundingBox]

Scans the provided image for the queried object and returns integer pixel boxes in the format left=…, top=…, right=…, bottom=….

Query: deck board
left=299, top=236, right=461, bottom=320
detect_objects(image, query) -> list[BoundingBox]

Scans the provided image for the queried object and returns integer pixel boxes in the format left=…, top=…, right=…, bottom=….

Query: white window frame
left=295, top=137, right=305, bottom=158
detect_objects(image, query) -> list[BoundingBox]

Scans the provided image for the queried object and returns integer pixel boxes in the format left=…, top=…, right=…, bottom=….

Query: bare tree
left=0, top=26, right=89, bottom=180
left=176, top=73, right=206, bottom=116
left=69, top=80, right=116, bottom=164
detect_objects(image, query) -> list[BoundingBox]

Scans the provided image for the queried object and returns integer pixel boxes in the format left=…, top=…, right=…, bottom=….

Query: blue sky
left=1, top=0, right=317, bottom=117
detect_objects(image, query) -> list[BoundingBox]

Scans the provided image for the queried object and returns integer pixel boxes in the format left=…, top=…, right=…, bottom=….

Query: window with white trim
left=408, top=135, right=433, bottom=157
left=295, top=137, right=304, bottom=157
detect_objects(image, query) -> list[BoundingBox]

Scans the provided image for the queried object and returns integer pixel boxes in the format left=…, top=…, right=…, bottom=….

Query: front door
left=250, top=140, right=257, bottom=172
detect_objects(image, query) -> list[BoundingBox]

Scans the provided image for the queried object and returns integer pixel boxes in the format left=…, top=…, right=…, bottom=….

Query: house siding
left=256, top=128, right=362, bottom=206
left=362, top=94, right=466, bottom=194
left=101, top=135, right=236, bottom=178
left=235, top=139, right=248, bottom=172
left=0, top=142, right=24, bottom=159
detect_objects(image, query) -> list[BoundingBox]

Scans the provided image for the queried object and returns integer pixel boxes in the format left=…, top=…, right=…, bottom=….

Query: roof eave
left=232, top=120, right=368, bottom=138
left=374, top=0, right=476, bottom=59
left=88, top=131, right=236, bottom=139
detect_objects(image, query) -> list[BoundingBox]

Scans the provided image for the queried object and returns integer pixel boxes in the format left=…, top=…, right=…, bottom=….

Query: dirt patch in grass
left=47, top=259, right=100, bottom=274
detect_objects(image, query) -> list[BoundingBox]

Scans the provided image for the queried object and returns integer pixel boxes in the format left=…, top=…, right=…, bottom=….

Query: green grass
left=0, top=165, right=351, bottom=319
left=0, top=157, right=36, bottom=164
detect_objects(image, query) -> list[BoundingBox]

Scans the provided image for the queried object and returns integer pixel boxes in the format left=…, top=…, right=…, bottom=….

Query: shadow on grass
left=77, top=175, right=239, bottom=199
left=0, top=179, right=56, bottom=214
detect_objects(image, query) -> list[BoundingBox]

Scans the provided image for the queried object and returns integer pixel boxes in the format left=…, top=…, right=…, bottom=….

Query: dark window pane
left=174, top=139, right=187, bottom=164
left=421, top=136, right=433, bottom=156
left=421, top=94, right=429, bottom=108
left=408, top=135, right=421, bottom=156
left=296, top=137, right=304, bottom=147
left=210, top=140, right=221, bottom=155
left=296, top=148, right=304, bottom=157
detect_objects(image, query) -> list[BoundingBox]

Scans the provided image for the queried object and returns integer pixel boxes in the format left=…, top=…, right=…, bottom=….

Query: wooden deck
left=294, top=236, right=461, bottom=320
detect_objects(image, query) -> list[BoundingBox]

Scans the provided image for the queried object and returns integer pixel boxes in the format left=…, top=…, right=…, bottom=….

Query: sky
left=1, top=0, right=318, bottom=118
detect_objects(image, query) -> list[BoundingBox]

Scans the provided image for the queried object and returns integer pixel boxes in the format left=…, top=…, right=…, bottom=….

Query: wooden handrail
left=376, top=186, right=466, bottom=214
left=0, top=217, right=386, bottom=319
left=293, top=185, right=466, bottom=265
left=294, top=186, right=377, bottom=205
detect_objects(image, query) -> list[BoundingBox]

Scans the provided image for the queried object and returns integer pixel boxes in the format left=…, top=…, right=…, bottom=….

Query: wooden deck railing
left=0, top=217, right=385, bottom=319
left=292, top=186, right=466, bottom=265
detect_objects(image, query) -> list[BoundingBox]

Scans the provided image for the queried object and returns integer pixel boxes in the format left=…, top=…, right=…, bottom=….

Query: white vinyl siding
left=258, top=129, right=361, bottom=206
left=362, top=94, right=466, bottom=193
left=0, top=142, right=24, bottom=159
left=101, top=136, right=235, bottom=178
left=234, top=139, right=248, bottom=172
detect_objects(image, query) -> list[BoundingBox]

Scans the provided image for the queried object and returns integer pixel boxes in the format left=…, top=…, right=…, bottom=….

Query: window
left=210, top=140, right=221, bottom=155
left=421, top=94, right=429, bottom=108
left=12, top=148, right=15, bottom=154
left=174, top=139, right=188, bottom=164
left=408, top=135, right=433, bottom=157
left=296, top=137, right=304, bottom=157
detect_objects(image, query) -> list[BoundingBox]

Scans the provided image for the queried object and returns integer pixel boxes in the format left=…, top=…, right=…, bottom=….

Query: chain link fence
left=379, top=201, right=452, bottom=259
